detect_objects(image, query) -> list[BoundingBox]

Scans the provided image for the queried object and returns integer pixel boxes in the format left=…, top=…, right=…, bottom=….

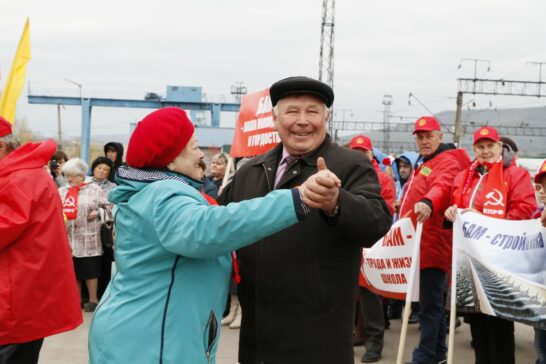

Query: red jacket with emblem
left=372, top=159, right=396, bottom=215
left=399, top=145, right=471, bottom=272
left=450, top=158, right=537, bottom=220
left=0, top=140, right=82, bottom=345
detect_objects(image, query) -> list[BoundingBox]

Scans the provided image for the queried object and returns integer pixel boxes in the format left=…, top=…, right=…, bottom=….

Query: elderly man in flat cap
left=219, top=76, right=392, bottom=364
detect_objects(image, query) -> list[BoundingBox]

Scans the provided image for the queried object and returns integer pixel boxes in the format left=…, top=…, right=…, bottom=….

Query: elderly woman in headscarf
left=88, top=107, right=340, bottom=364
left=59, top=158, right=109, bottom=312
left=90, top=156, right=116, bottom=192
left=89, top=156, right=117, bottom=300
left=445, top=126, right=536, bottom=364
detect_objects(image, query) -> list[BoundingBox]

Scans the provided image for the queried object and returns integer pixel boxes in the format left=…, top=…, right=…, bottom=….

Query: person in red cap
left=445, top=126, right=536, bottom=364
left=0, top=116, right=83, bottom=363
left=399, top=116, right=471, bottom=364
left=88, top=107, right=342, bottom=364
left=348, top=134, right=395, bottom=363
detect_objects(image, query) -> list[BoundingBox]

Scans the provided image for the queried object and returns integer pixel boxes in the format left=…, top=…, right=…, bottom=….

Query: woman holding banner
left=88, top=107, right=340, bottom=364
left=445, top=126, right=536, bottom=364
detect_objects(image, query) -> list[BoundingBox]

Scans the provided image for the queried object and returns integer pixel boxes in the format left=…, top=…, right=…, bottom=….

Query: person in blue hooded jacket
left=393, top=151, right=419, bottom=218
left=88, top=107, right=341, bottom=364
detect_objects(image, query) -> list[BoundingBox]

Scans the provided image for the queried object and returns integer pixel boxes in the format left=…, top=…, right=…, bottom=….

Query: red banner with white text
left=230, top=88, right=280, bottom=157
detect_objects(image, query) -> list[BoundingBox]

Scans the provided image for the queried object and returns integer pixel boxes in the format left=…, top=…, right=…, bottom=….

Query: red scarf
left=200, top=192, right=241, bottom=284
left=63, top=183, right=88, bottom=220
left=458, top=157, right=507, bottom=218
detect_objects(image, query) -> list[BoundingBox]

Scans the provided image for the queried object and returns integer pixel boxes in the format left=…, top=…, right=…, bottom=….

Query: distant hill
left=339, top=106, right=546, bottom=158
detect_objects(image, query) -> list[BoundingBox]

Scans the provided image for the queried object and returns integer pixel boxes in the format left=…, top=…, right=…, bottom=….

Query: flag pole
left=396, top=221, right=423, bottom=364
left=447, top=210, right=460, bottom=363
left=221, top=156, right=235, bottom=189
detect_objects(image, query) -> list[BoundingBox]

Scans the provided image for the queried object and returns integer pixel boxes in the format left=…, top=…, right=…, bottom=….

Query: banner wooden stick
left=447, top=210, right=461, bottom=364
left=221, top=157, right=235, bottom=188
left=396, top=221, right=423, bottom=364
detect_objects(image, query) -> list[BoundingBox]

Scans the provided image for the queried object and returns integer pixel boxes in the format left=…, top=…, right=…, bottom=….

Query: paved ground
left=39, top=312, right=536, bottom=363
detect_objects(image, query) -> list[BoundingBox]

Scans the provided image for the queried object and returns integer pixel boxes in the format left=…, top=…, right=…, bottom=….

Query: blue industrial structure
left=27, top=85, right=240, bottom=163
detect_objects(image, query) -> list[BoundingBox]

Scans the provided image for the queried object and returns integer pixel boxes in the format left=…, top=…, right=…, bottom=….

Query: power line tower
left=318, top=0, right=335, bottom=134
left=454, top=73, right=546, bottom=145
left=382, top=95, right=393, bottom=152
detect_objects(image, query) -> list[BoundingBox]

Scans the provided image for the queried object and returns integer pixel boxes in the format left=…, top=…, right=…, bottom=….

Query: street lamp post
left=64, top=78, right=91, bottom=162
left=64, top=78, right=82, bottom=100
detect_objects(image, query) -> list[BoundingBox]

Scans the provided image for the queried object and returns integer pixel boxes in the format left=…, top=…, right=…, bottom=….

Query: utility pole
left=453, top=92, right=463, bottom=146
left=455, top=58, right=491, bottom=145
left=230, top=82, right=247, bottom=103
left=382, top=95, right=393, bottom=152
left=318, top=0, right=335, bottom=135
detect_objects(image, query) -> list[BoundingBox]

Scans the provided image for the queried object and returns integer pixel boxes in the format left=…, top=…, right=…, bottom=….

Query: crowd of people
left=0, top=76, right=545, bottom=364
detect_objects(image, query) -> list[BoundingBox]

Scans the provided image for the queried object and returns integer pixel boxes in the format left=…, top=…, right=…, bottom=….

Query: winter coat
left=394, top=151, right=419, bottom=200
left=202, top=176, right=219, bottom=199
left=103, top=142, right=124, bottom=183
left=399, top=144, right=471, bottom=272
left=88, top=169, right=304, bottom=364
left=90, top=177, right=116, bottom=194
left=219, top=135, right=392, bottom=364
left=0, top=140, right=82, bottom=345
left=450, top=157, right=536, bottom=220
left=373, top=159, right=396, bottom=214
left=59, top=183, right=108, bottom=257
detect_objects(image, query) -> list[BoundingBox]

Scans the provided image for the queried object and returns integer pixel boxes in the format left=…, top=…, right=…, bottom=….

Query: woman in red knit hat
left=89, top=107, right=341, bottom=364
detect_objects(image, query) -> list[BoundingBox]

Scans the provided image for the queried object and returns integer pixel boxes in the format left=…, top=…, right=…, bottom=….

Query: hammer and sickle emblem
left=64, top=196, right=76, bottom=208
left=418, top=119, right=427, bottom=126
left=484, top=189, right=504, bottom=207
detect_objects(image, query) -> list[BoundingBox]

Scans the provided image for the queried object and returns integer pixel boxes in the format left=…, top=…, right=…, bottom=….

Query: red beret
left=126, top=107, right=194, bottom=168
left=413, top=116, right=441, bottom=134
left=473, top=126, right=500, bottom=144
left=348, top=135, right=373, bottom=151
left=0, top=116, right=13, bottom=137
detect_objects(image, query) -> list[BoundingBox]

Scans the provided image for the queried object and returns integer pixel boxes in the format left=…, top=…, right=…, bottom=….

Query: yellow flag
left=0, top=18, right=31, bottom=125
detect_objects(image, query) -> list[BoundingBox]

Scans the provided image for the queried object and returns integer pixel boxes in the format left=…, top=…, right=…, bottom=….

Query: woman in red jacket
left=445, top=126, right=537, bottom=364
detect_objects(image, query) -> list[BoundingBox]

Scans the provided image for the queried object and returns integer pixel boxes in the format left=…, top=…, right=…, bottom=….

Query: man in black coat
left=219, top=76, right=392, bottom=364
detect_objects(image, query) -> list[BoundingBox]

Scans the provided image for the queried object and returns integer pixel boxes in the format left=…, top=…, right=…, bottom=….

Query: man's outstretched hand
left=299, top=157, right=340, bottom=215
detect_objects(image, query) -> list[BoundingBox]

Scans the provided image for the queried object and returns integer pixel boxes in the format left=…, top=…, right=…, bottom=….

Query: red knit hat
left=473, top=126, right=500, bottom=144
left=0, top=116, right=13, bottom=137
left=348, top=135, right=373, bottom=151
left=412, top=116, right=441, bottom=134
left=126, top=107, right=195, bottom=168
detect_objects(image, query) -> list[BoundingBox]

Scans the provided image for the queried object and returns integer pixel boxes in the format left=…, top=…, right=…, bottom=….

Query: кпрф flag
left=0, top=18, right=31, bottom=124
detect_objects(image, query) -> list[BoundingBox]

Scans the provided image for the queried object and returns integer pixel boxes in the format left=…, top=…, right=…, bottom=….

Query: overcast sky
left=2, top=0, right=546, bottom=139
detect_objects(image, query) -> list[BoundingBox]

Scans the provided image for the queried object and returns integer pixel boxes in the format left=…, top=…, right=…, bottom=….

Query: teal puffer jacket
left=89, top=175, right=300, bottom=364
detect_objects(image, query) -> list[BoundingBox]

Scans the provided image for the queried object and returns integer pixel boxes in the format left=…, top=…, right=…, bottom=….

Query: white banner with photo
left=453, top=210, right=546, bottom=329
